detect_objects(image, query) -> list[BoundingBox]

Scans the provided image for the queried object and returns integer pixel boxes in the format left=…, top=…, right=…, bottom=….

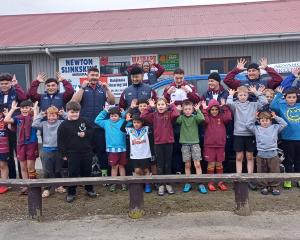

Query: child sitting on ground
left=202, top=99, right=232, bottom=191
left=0, top=105, right=10, bottom=194
left=176, top=100, right=206, bottom=193
left=5, top=100, right=39, bottom=195
left=246, top=111, right=287, bottom=195
left=57, top=101, right=96, bottom=203
left=141, top=98, right=179, bottom=196
left=32, top=105, right=67, bottom=198
left=270, top=87, right=300, bottom=189
left=226, top=86, right=268, bottom=180
left=95, top=106, right=128, bottom=192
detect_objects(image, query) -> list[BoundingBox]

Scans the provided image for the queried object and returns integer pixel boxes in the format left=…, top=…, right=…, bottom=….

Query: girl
left=141, top=98, right=179, bottom=196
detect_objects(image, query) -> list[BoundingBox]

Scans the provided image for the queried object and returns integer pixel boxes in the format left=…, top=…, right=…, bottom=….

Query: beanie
left=208, top=72, right=221, bottom=82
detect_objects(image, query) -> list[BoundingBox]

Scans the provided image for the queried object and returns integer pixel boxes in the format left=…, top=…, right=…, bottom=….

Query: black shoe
left=86, top=190, right=97, bottom=198
left=248, top=182, right=257, bottom=191
left=66, top=194, right=76, bottom=203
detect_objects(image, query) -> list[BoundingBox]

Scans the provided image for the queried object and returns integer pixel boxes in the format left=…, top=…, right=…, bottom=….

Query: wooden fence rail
left=1, top=173, right=300, bottom=220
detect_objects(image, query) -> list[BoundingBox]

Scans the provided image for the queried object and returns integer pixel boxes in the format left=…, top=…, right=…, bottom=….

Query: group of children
left=0, top=66, right=300, bottom=201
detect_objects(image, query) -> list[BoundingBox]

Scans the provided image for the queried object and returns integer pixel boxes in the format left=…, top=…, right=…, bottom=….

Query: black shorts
left=131, top=158, right=151, bottom=169
left=0, top=153, right=9, bottom=162
left=233, top=136, right=256, bottom=153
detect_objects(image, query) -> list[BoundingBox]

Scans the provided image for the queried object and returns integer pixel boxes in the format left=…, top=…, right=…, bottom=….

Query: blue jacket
left=201, top=87, right=229, bottom=104
left=94, top=110, right=126, bottom=151
left=143, top=71, right=158, bottom=85
left=0, top=88, right=18, bottom=109
left=270, top=92, right=300, bottom=140
left=40, top=92, right=64, bottom=111
left=280, top=73, right=300, bottom=91
left=80, top=84, right=106, bottom=126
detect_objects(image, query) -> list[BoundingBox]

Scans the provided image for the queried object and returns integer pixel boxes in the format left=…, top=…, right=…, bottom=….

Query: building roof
left=1, top=0, right=300, bottom=53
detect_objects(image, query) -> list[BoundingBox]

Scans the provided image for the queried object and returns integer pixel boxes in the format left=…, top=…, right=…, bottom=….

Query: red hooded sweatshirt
left=140, top=104, right=179, bottom=144
left=203, top=99, right=232, bottom=148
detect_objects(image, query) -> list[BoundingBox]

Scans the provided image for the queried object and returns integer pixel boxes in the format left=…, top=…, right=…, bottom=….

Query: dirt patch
left=1, top=183, right=300, bottom=221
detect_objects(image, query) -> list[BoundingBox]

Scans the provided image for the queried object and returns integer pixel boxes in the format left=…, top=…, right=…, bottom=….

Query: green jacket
left=176, top=110, right=204, bottom=144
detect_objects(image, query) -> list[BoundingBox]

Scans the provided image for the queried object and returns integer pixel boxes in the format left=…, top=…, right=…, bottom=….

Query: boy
left=4, top=100, right=39, bottom=194
left=32, top=105, right=67, bottom=198
left=176, top=100, right=206, bottom=193
left=202, top=99, right=232, bottom=191
left=246, top=111, right=287, bottom=195
left=0, top=105, right=9, bottom=194
left=226, top=86, right=268, bottom=177
left=270, top=87, right=300, bottom=189
left=95, top=107, right=127, bottom=192
left=57, top=101, right=96, bottom=203
left=261, top=88, right=275, bottom=111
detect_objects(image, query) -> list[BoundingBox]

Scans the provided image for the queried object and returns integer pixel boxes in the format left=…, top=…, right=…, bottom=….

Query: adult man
left=28, top=72, right=74, bottom=111
left=72, top=67, right=115, bottom=177
left=163, top=68, right=200, bottom=105
left=0, top=73, right=27, bottom=178
left=119, top=66, right=157, bottom=110
left=224, top=57, right=282, bottom=90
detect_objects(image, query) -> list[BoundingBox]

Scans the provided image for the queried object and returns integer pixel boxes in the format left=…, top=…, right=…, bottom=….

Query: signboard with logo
left=59, top=57, right=100, bottom=89
left=159, top=53, right=179, bottom=72
left=268, top=61, right=300, bottom=74
left=130, top=54, right=158, bottom=64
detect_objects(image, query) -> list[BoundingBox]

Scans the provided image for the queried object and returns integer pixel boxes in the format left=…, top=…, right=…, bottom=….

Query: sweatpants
left=154, top=143, right=173, bottom=175
left=67, top=151, right=93, bottom=195
left=256, top=156, right=280, bottom=188
left=41, top=150, right=63, bottom=191
left=282, top=140, right=300, bottom=173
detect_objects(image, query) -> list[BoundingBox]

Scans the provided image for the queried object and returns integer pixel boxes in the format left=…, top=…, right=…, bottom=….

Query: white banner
left=107, top=76, right=128, bottom=98
left=59, top=57, right=100, bottom=89
left=268, top=61, right=300, bottom=74
left=131, top=54, right=158, bottom=64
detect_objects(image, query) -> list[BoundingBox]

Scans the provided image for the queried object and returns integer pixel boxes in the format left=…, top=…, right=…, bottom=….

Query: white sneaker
left=165, top=185, right=175, bottom=195
left=158, top=185, right=165, bottom=196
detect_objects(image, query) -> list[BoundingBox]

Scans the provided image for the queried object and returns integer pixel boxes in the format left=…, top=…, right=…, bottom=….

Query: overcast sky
left=1, top=0, right=271, bottom=15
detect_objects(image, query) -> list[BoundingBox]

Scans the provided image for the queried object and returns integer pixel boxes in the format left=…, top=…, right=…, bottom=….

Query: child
left=202, top=99, right=232, bottom=191
left=4, top=100, right=39, bottom=194
left=95, top=106, right=127, bottom=192
left=246, top=111, right=287, bottom=195
left=121, top=114, right=152, bottom=190
left=0, top=105, right=9, bottom=194
left=270, top=87, right=300, bottom=189
left=32, top=105, right=67, bottom=198
left=57, top=101, right=96, bottom=203
left=141, top=98, right=179, bottom=196
left=261, top=88, right=275, bottom=111
left=176, top=100, right=206, bottom=193
left=226, top=86, right=268, bottom=177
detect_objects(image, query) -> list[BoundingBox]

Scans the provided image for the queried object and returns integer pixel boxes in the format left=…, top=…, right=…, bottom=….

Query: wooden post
left=28, top=187, right=42, bottom=220
left=128, top=183, right=145, bottom=219
left=234, top=181, right=251, bottom=216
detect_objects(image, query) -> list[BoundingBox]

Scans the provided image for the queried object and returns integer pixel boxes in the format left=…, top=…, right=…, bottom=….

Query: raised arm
left=153, top=63, right=165, bottom=78
left=4, top=101, right=18, bottom=124
left=223, top=58, right=246, bottom=90
left=273, top=114, right=287, bottom=133
left=140, top=106, right=154, bottom=124
left=220, top=105, right=232, bottom=124
left=270, top=87, right=284, bottom=113
left=56, top=72, right=75, bottom=103
left=94, top=110, right=109, bottom=129
left=71, top=80, right=89, bottom=103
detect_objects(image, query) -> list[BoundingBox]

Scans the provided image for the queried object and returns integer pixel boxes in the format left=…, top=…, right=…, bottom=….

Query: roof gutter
left=1, top=32, right=300, bottom=54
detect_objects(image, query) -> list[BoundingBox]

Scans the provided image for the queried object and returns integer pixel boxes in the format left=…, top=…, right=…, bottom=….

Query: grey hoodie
left=226, top=92, right=268, bottom=136
left=32, top=112, right=67, bottom=148
left=246, top=116, right=287, bottom=153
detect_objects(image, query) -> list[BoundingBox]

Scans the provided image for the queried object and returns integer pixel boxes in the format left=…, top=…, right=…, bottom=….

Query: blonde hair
left=46, top=106, right=59, bottom=115
left=258, top=111, right=272, bottom=120
left=156, top=97, right=168, bottom=105
left=237, top=86, right=248, bottom=94
left=263, top=88, right=275, bottom=97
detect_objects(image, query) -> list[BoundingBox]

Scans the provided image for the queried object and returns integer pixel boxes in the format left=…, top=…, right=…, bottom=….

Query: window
left=201, top=57, right=251, bottom=74
left=0, top=61, right=31, bottom=90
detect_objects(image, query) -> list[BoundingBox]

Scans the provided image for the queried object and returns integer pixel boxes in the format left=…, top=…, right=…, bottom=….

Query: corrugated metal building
left=0, top=0, right=300, bottom=92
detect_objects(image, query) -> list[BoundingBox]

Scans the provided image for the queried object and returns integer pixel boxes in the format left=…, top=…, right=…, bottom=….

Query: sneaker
left=121, top=184, right=128, bottom=191
left=183, top=183, right=192, bottom=193
left=55, top=186, right=66, bottom=193
left=101, top=169, right=108, bottom=177
left=260, top=187, right=269, bottom=195
left=66, top=194, right=76, bottom=203
left=86, top=190, right=97, bottom=198
left=198, top=184, right=207, bottom=194
left=271, top=188, right=281, bottom=196
left=248, top=182, right=257, bottom=191
left=284, top=180, right=292, bottom=189
left=218, top=181, right=228, bottom=191
left=208, top=181, right=217, bottom=191
left=158, top=185, right=165, bottom=196
left=145, top=183, right=152, bottom=193
left=0, top=186, right=8, bottom=194
left=165, top=185, right=175, bottom=195
left=110, top=184, right=116, bottom=192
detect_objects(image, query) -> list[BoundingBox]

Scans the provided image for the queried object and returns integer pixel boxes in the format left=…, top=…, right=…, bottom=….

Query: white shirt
left=126, top=126, right=151, bottom=159
left=170, top=85, right=192, bottom=102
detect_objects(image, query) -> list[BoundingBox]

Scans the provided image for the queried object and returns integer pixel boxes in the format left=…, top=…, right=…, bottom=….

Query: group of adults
left=2, top=57, right=295, bottom=178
